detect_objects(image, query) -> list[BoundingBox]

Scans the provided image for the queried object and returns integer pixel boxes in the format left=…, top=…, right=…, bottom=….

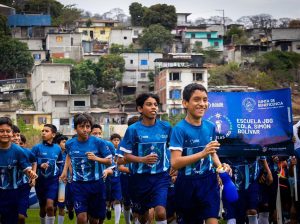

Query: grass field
left=27, top=209, right=125, bottom=224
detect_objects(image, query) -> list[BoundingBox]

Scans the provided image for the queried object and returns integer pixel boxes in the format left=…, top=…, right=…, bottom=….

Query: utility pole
left=216, top=9, right=225, bottom=33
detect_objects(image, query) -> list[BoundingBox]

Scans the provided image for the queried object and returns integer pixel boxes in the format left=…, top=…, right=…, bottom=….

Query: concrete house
left=118, top=52, right=162, bottom=95
left=46, top=32, right=83, bottom=61
left=109, top=27, right=143, bottom=47
left=272, top=28, right=300, bottom=53
left=31, top=63, right=90, bottom=135
left=154, top=54, right=208, bottom=115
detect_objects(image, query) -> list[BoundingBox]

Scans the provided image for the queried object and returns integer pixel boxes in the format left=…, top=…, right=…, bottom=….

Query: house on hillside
left=31, top=63, right=91, bottom=135
left=154, top=53, right=208, bottom=116
left=109, top=27, right=143, bottom=47
left=272, top=28, right=300, bottom=53
left=46, top=32, right=83, bottom=61
left=117, top=52, right=162, bottom=96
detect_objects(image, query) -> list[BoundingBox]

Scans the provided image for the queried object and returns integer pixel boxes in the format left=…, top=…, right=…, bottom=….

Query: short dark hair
left=0, top=117, right=13, bottom=127
left=20, top=134, right=26, bottom=144
left=44, top=124, right=57, bottom=133
left=74, top=113, right=93, bottom=129
left=110, top=133, right=121, bottom=141
left=127, top=116, right=140, bottom=126
left=183, top=83, right=207, bottom=102
left=56, top=135, right=68, bottom=144
left=91, top=124, right=102, bottom=131
left=136, top=93, right=160, bottom=109
left=12, top=125, right=20, bottom=134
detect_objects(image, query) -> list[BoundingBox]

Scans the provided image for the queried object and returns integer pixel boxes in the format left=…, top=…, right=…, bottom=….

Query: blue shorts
left=223, top=181, right=260, bottom=222
left=121, top=174, right=131, bottom=207
left=35, top=176, right=59, bottom=204
left=175, top=172, right=220, bottom=223
left=18, top=183, right=31, bottom=217
left=71, top=180, right=106, bottom=220
left=109, top=176, right=122, bottom=201
left=0, top=188, right=19, bottom=224
left=129, top=172, right=170, bottom=215
left=57, top=183, right=73, bottom=209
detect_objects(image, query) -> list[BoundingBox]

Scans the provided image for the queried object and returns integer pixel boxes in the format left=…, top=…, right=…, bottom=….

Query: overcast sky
left=58, top=0, right=300, bottom=21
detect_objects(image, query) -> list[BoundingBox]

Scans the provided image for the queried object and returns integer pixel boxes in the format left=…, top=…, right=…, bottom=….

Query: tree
left=289, top=20, right=300, bottom=28
left=0, top=35, right=34, bottom=77
left=0, top=15, right=10, bottom=36
left=142, top=4, right=177, bottom=30
left=22, top=0, right=64, bottom=19
left=97, top=54, right=125, bottom=90
left=70, top=60, right=97, bottom=94
left=278, top=18, right=291, bottom=28
left=52, top=4, right=82, bottom=28
left=225, top=26, right=249, bottom=45
left=139, top=24, right=173, bottom=52
left=129, top=2, right=145, bottom=26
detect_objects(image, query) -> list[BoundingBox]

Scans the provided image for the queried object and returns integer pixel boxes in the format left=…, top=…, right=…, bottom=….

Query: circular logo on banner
left=207, top=113, right=233, bottom=140
left=242, top=97, right=256, bottom=112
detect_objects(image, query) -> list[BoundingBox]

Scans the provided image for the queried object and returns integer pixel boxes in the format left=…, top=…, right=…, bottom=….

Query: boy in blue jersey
left=120, top=93, right=172, bottom=224
left=32, top=124, right=63, bottom=224
left=60, top=113, right=112, bottom=224
left=11, top=125, right=37, bottom=224
left=169, top=83, right=226, bottom=224
left=109, top=133, right=123, bottom=224
left=117, top=115, right=139, bottom=224
left=221, top=156, right=272, bottom=224
left=55, top=135, right=75, bottom=223
left=90, top=124, right=115, bottom=220
left=0, top=117, right=37, bottom=224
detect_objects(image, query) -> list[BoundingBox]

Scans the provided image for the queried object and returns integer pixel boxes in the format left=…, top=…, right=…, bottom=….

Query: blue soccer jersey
left=17, top=147, right=36, bottom=186
left=31, top=142, right=63, bottom=178
left=120, top=120, right=172, bottom=174
left=222, top=157, right=263, bottom=190
left=169, top=119, right=215, bottom=177
left=0, top=143, right=31, bottom=190
left=66, top=135, right=112, bottom=182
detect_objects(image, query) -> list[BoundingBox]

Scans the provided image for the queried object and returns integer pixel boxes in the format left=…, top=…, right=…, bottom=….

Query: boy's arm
left=86, top=152, right=112, bottom=166
left=118, top=164, right=130, bottom=174
left=260, top=158, right=273, bottom=185
left=171, top=141, right=220, bottom=170
left=60, top=154, right=71, bottom=182
left=124, top=153, right=158, bottom=165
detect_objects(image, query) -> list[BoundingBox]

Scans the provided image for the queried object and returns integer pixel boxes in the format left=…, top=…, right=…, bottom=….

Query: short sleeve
left=17, top=147, right=32, bottom=171
left=169, top=126, right=184, bottom=151
left=119, top=127, right=134, bottom=154
left=97, top=139, right=112, bottom=159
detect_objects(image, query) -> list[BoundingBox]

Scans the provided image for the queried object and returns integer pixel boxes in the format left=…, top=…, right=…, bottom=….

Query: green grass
left=27, top=209, right=125, bottom=224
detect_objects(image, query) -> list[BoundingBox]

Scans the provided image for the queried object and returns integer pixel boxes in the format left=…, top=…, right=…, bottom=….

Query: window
left=50, top=81, right=55, bottom=84
left=297, top=45, right=300, bottom=50
left=214, top=42, right=219, bottom=47
left=123, top=36, right=127, bottom=40
left=169, top=72, right=180, bottom=81
left=170, top=108, right=181, bottom=116
left=130, top=59, right=133, bottom=64
left=38, top=117, right=47, bottom=125
left=64, top=82, right=69, bottom=90
left=191, top=33, right=196, bottom=38
left=133, top=30, right=139, bottom=36
left=140, top=60, right=148, bottom=65
left=33, top=54, right=41, bottom=60
left=71, top=37, right=73, bottom=46
left=100, top=30, right=105, bottom=35
left=169, top=89, right=181, bottom=99
left=56, top=36, right=63, bottom=43
left=140, top=73, right=146, bottom=78
left=207, top=33, right=211, bottom=38
left=55, top=101, right=67, bottom=107
left=193, top=73, right=203, bottom=81
left=60, top=118, right=69, bottom=125
left=82, top=30, right=88, bottom=35
left=74, top=101, right=86, bottom=106
left=90, top=31, right=94, bottom=39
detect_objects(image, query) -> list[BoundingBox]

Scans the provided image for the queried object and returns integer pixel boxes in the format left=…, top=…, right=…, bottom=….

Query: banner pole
left=294, top=165, right=298, bottom=201
left=276, top=175, right=283, bottom=224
